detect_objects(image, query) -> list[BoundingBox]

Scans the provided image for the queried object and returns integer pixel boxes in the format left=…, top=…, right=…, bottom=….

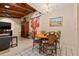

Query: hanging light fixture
left=42, top=3, right=53, bottom=14
left=31, top=11, right=42, bottom=18
left=43, top=3, right=49, bottom=13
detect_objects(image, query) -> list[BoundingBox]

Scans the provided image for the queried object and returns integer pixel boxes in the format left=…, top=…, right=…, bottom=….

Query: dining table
left=35, top=32, right=47, bottom=39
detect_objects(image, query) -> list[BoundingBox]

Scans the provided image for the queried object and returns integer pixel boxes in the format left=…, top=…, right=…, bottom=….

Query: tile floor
left=0, top=37, right=33, bottom=56
left=0, top=37, right=74, bottom=56
left=0, top=37, right=61, bottom=56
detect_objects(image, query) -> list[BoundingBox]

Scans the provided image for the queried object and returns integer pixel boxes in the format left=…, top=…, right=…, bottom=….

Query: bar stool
left=10, top=36, right=18, bottom=48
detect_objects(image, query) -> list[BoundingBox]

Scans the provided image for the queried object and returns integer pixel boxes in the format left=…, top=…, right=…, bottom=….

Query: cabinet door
left=21, top=23, right=24, bottom=37
left=21, top=22, right=29, bottom=38
left=25, top=22, right=29, bottom=33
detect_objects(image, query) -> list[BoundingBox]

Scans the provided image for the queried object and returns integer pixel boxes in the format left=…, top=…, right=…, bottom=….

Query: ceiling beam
left=0, top=12, right=22, bottom=17
left=0, top=8, right=25, bottom=15
left=0, top=13, right=21, bottom=18
left=8, top=3, right=34, bottom=12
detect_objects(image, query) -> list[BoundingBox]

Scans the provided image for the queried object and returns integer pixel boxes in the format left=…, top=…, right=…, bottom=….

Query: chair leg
left=52, top=50, right=54, bottom=56
left=55, top=44, right=57, bottom=56
left=55, top=48, right=57, bottom=56
left=32, top=43, right=34, bottom=51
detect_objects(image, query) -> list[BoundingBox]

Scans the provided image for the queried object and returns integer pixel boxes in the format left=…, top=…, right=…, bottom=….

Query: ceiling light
left=4, top=14, right=9, bottom=16
left=4, top=5, right=10, bottom=8
left=2, top=10, right=9, bottom=16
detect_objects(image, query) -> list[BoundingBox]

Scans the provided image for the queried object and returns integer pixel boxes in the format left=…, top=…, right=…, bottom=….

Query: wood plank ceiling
left=0, top=3, right=36, bottom=18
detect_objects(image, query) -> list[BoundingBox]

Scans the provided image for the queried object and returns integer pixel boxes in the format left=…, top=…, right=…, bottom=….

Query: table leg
left=39, top=39, right=42, bottom=53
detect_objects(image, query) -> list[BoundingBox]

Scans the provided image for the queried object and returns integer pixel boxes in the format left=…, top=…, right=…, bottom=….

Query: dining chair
left=42, top=32, right=58, bottom=56
left=56, top=31, right=61, bottom=49
left=38, top=32, right=48, bottom=54
left=32, top=38, right=39, bottom=51
left=55, top=31, right=61, bottom=55
left=32, top=31, right=39, bottom=51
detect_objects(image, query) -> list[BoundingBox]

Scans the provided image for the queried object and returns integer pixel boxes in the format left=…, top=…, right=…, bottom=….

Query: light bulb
left=4, top=5, right=10, bottom=8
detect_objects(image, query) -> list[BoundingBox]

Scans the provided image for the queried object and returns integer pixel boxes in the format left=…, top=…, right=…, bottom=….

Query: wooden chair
left=43, top=32, right=58, bottom=55
left=32, top=38, right=39, bottom=51
left=32, top=32, right=39, bottom=51
left=55, top=31, right=61, bottom=55
left=55, top=31, right=61, bottom=49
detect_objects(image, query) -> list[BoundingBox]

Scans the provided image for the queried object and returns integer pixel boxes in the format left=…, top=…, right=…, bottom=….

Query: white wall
left=28, top=3, right=78, bottom=55
left=0, top=17, right=21, bottom=37
left=47, top=4, right=77, bottom=55
left=77, top=4, right=79, bottom=55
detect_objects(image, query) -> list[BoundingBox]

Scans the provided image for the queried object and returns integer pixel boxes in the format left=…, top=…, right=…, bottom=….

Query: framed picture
left=49, top=17, right=63, bottom=26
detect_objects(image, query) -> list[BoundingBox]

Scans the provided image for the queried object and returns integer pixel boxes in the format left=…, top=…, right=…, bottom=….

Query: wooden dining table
left=35, top=32, right=47, bottom=39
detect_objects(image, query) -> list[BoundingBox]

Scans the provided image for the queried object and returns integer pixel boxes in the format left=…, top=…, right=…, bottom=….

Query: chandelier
left=42, top=3, right=52, bottom=14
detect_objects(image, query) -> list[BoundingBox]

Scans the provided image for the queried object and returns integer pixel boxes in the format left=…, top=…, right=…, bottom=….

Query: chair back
left=47, top=32, right=58, bottom=44
left=56, top=31, right=61, bottom=40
